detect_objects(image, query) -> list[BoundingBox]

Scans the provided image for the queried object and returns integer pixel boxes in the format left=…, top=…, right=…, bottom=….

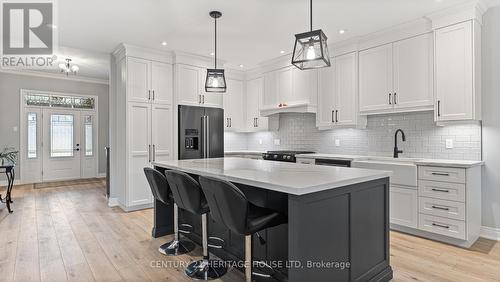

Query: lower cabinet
left=390, top=186, right=418, bottom=228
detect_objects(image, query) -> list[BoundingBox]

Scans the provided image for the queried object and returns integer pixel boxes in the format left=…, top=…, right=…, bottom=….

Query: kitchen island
left=152, top=157, right=392, bottom=282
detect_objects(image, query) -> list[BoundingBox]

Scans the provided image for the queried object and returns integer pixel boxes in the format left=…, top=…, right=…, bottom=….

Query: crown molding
left=174, top=50, right=226, bottom=69
left=112, top=43, right=174, bottom=64
left=0, top=68, right=109, bottom=85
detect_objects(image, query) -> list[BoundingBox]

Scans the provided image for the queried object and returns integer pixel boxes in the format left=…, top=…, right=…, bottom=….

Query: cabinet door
left=200, top=68, right=223, bottom=108
left=127, top=58, right=150, bottom=103
left=335, top=53, right=357, bottom=126
left=278, top=67, right=293, bottom=105
left=435, top=22, right=473, bottom=121
left=224, top=79, right=244, bottom=131
left=393, top=33, right=433, bottom=110
left=151, top=62, right=173, bottom=105
left=151, top=104, right=173, bottom=163
left=262, top=71, right=279, bottom=109
left=176, top=64, right=201, bottom=106
left=359, top=44, right=393, bottom=113
left=390, top=186, right=418, bottom=228
left=292, top=67, right=317, bottom=105
left=317, top=65, right=335, bottom=128
left=128, top=102, right=153, bottom=206
left=247, top=78, right=268, bottom=131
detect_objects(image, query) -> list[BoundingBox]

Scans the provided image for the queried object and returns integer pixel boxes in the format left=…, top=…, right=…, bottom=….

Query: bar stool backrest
left=144, top=167, right=171, bottom=204
left=165, top=170, right=208, bottom=215
left=199, top=176, right=249, bottom=235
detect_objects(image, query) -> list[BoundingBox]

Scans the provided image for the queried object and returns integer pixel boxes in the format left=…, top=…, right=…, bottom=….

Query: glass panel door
left=50, top=114, right=75, bottom=157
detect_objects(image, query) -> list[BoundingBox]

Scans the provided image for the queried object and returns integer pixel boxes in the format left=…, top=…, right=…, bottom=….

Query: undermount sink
left=351, top=157, right=418, bottom=187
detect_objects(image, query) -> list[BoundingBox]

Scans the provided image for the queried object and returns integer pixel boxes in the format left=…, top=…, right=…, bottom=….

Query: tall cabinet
left=112, top=45, right=174, bottom=211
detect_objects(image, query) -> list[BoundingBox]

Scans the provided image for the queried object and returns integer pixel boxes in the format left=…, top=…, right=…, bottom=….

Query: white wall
left=0, top=72, right=109, bottom=178
left=481, top=6, right=500, bottom=230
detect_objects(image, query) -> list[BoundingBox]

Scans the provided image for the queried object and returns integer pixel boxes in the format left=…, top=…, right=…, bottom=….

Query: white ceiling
left=55, top=0, right=472, bottom=80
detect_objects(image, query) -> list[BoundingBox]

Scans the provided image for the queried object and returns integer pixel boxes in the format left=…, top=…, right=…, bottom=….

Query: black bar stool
left=144, top=167, right=195, bottom=255
left=165, top=170, right=228, bottom=280
left=198, top=176, right=287, bottom=282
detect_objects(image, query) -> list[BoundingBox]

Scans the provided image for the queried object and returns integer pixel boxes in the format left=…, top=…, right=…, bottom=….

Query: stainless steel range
left=262, top=150, right=315, bottom=163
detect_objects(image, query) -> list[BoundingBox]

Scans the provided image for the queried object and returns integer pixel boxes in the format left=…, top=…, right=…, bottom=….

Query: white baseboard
left=480, top=226, right=500, bottom=241
left=0, top=179, right=22, bottom=187
left=108, top=197, right=119, bottom=207
left=97, top=173, right=106, bottom=178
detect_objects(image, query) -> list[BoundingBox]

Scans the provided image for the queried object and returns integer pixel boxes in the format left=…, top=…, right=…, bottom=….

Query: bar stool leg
left=159, top=203, right=195, bottom=255
left=245, top=235, right=252, bottom=282
left=185, top=214, right=228, bottom=280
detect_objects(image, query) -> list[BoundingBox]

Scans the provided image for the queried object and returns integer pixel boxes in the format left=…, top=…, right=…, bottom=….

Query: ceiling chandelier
left=205, top=11, right=227, bottom=93
left=59, top=58, right=79, bottom=76
left=291, top=0, right=331, bottom=70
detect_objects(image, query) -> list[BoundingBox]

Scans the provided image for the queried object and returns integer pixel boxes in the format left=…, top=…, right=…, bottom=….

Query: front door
left=42, top=108, right=81, bottom=181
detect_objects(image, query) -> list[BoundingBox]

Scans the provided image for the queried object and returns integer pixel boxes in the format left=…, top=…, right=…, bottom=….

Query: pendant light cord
left=214, top=16, right=217, bottom=69
left=310, top=0, right=312, bottom=32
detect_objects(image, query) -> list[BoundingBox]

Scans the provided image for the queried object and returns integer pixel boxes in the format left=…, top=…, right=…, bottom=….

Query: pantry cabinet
left=434, top=21, right=481, bottom=122
left=317, top=52, right=365, bottom=130
left=127, top=58, right=173, bottom=105
left=176, top=64, right=223, bottom=108
left=359, top=33, right=433, bottom=115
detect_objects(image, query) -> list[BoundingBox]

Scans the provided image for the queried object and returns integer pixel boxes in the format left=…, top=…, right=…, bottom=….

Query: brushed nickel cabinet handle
left=389, top=93, right=392, bottom=105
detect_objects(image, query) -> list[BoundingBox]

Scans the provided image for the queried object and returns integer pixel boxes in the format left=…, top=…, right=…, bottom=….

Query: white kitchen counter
left=296, top=153, right=483, bottom=168
left=153, top=157, right=390, bottom=195
left=224, top=150, right=265, bottom=156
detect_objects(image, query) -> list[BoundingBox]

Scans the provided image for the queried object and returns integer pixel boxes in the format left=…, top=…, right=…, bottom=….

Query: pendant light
left=205, top=11, right=227, bottom=93
left=291, top=0, right=331, bottom=70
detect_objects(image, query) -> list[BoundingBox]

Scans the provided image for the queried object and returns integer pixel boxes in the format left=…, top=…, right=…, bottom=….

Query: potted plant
left=0, top=147, right=18, bottom=166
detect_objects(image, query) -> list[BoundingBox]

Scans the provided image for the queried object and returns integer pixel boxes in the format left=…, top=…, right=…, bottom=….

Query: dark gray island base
left=153, top=164, right=392, bottom=282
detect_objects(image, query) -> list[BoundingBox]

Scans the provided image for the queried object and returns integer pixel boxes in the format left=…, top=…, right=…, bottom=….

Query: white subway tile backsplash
left=225, top=112, right=482, bottom=161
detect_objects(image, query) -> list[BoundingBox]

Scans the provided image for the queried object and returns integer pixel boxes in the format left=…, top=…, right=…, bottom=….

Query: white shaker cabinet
left=246, top=77, right=268, bottom=131
left=435, top=21, right=481, bottom=122
left=359, top=33, right=433, bottom=115
left=223, top=78, right=244, bottom=131
left=262, top=71, right=279, bottom=110
left=127, top=58, right=173, bottom=105
left=176, top=64, right=223, bottom=108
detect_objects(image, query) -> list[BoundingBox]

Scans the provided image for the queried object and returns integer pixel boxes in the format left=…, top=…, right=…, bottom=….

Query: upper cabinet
left=434, top=21, right=481, bottom=122
left=127, top=58, right=172, bottom=105
left=317, top=52, right=366, bottom=130
left=175, top=64, right=223, bottom=108
left=359, top=33, right=434, bottom=115
left=223, top=78, right=245, bottom=131
left=246, top=77, right=268, bottom=131
left=260, top=66, right=317, bottom=116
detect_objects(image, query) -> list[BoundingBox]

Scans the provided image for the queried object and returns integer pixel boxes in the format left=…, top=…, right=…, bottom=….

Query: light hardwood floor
left=1, top=181, right=499, bottom=282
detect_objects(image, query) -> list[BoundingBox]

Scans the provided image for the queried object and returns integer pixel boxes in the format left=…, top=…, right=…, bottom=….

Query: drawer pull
left=431, top=188, right=450, bottom=193
left=431, top=205, right=450, bottom=211
left=432, top=223, right=450, bottom=229
left=431, top=172, right=450, bottom=176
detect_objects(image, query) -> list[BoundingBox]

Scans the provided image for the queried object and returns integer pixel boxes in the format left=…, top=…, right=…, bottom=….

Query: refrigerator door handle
left=206, top=116, right=210, bottom=158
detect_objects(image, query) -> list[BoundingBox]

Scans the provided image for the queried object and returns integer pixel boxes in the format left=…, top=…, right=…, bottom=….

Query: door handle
left=336, top=110, right=338, bottom=123
left=199, top=95, right=202, bottom=104
left=432, top=223, right=450, bottom=229
left=431, top=205, right=450, bottom=211
left=389, top=93, right=392, bottom=105
left=206, top=116, right=210, bottom=158
left=432, top=172, right=450, bottom=176
left=431, top=188, right=449, bottom=193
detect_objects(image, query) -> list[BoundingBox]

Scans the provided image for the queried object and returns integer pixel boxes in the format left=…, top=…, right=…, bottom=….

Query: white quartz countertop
left=224, top=150, right=265, bottom=155
left=153, top=157, right=391, bottom=195
left=295, top=153, right=483, bottom=168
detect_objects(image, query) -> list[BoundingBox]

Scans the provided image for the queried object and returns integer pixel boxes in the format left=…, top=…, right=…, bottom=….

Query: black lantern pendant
left=291, top=0, right=331, bottom=70
left=205, top=11, right=227, bottom=93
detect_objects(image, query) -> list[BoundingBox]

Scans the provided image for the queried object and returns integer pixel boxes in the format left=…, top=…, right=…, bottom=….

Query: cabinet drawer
left=419, top=214, right=466, bottom=240
left=418, top=180, right=465, bottom=202
left=296, top=158, right=314, bottom=165
left=418, top=166, right=465, bottom=184
left=419, top=196, right=465, bottom=221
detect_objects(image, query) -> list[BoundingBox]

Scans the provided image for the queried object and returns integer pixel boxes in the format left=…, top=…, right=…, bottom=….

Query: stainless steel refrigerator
left=178, top=105, right=224, bottom=160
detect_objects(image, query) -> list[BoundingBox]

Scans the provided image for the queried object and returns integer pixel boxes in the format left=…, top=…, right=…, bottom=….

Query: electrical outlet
left=258, top=139, right=263, bottom=145
left=335, top=139, right=341, bottom=147
left=445, top=139, right=454, bottom=149
left=274, top=139, right=281, bottom=146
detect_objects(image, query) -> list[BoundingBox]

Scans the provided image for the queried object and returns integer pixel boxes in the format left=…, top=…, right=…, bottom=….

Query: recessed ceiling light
left=339, top=29, right=346, bottom=34
left=239, top=64, right=244, bottom=68
left=280, top=50, right=285, bottom=54
left=210, top=52, right=215, bottom=56
left=161, top=41, right=167, bottom=46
